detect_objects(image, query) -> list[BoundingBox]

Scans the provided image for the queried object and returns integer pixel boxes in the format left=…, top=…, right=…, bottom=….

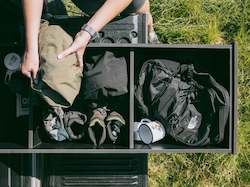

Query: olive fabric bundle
left=32, top=21, right=83, bottom=108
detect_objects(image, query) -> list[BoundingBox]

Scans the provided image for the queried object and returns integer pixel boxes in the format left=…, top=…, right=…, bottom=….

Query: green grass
left=149, top=0, right=250, bottom=186
left=64, top=0, right=250, bottom=186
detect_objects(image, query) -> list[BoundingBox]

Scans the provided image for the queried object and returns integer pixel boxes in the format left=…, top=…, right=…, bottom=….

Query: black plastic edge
left=232, top=41, right=238, bottom=154
left=139, top=13, right=148, bottom=44
left=28, top=90, right=33, bottom=149
left=87, top=43, right=232, bottom=49
left=0, top=44, right=234, bottom=154
left=0, top=148, right=232, bottom=154
left=0, top=43, right=232, bottom=50
left=130, top=51, right=135, bottom=149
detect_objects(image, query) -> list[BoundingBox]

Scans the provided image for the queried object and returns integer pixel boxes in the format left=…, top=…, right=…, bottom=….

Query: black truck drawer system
left=0, top=12, right=237, bottom=187
left=0, top=43, right=237, bottom=154
left=0, top=154, right=147, bottom=187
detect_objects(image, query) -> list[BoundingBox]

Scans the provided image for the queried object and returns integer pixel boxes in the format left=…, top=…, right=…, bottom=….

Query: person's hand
left=57, top=30, right=91, bottom=67
left=21, top=50, right=40, bottom=79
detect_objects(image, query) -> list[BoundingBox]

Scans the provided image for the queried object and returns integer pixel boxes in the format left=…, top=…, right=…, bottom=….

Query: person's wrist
left=81, top=24, right=99, bottom=41
left=77, top=30, right=92, bottom=45
left=25, top=47, right=39, bottom=55
left=24, top=49, right=39, bottom=64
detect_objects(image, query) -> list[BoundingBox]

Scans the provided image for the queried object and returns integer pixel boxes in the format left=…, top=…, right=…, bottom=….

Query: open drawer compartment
left=0, top=47, right=28, bottom=149
left=132, top=44, right=237, bottom=153
left=30, top=47, right=131, bottom=150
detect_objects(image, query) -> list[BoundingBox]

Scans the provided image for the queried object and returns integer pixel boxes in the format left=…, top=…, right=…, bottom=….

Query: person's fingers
left=32, top=69, right=38, bottom=80
left=76, top=47, right=85, bottom=67
left=58, top=46, right=75, bottom=60
left=21, top=64, right=30, bottom=78
left=58, top=40, right=82, bottom=60
left=22, top=70, right=31, bottom=78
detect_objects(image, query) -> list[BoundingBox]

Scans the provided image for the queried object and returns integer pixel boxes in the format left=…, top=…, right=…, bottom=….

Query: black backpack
left=135, top=59, right=230, bottom=146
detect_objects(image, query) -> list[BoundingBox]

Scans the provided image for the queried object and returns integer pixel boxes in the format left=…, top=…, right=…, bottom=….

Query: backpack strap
left=194, top=72, right=230, bottom=144
left=135, top=60, right=153, bottom=116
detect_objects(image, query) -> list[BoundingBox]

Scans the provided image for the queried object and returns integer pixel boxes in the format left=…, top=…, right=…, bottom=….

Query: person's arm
left=85, top=0, right=133, bottom=34
left=58, top=0, right=132, bottom=66
left=21, top=0, right=44, bottom=78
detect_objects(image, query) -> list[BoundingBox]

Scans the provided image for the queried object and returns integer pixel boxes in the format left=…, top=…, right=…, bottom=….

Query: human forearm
left=21, top=0, right=43, bottom=78
left=86, top=0, right=133, bottom=32
left=22, top=0, right=44, bottom=52
left=57, top=0, right=132, bottom=63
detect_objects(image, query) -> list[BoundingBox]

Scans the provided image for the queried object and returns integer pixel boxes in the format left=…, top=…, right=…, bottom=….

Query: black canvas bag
left=135, top=59, right=230, bottom=146
left=135, top=59, right=181, bottom=117
left=192, top=71, right=230, bottom=144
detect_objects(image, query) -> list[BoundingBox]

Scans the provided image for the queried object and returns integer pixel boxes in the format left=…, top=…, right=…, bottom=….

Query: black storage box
left=0, top=43, right=237, bottom=154
left=0, top=154, right=31, bottom=186
left=22, top=43, right=237, bottom=154
left=36, top=154, right=148, bottom=187
left=0, top=47, right=28, bottom=149
left=45, top=14, right=148, bottom=44
left=131, top=44, right=237, bottom=153
left=0, top=10, right=237, bottom=187
left=0, top=153, right=148, bottom=187
left=31, top=47, right=131, bottom=150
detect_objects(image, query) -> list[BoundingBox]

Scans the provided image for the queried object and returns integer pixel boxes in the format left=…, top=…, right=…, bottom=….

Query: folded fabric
left=106, top=111, right=126, bottom=143
left=81, top=50, right=128, bottom=103
left=31, top=20, right=83, bottom=108
left=43, top=107, right=69, bottom=141
left=88, top=107, right=109, bottom=146
left=43, top=107, right=87, bottom=141
left=64, top=111, right=87, bottom=140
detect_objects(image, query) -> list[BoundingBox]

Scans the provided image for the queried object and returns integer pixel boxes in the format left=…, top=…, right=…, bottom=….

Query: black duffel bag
left=135, top=59, right=230, bottom=146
